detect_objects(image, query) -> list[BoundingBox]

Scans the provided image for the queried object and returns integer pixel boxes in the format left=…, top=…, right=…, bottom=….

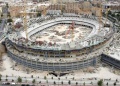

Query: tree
left=51, top=77, right=53, bottom=79
left=6, top=79, right=8, bottom=81
left=44, top=76, right=47, bottom=80
left=6, top=3, right=9, bottom=8
left=7, top=12, right=11, bottom=17
left=97, top=79, right=103, bottom=86
left=61, top=81, right=63, bottom=85
left=111, top=14, right=115, bottom=17
left=7, top=18, right=12, bottom=22
left=37, top=12, right=41, bottom=17
left=0, top=74, right=2, bottom=81
left=90, top=81, right=93, bottom=85
left=106, top=82, right=108, bottom=86
left=66, top=77, right=67, bottom=79
left=113, top=82, right=116, bottom=86
left=46, top=80, right=48, bottom=83
left=32, top=79, right=35, bottom=84
left=58, top=78, right=60, bottom=80
left=76, top=82, right=78, bottom=85
left=0, top=19, right=2, bottom=23
left=6, top=75, right=8, bottom=78
left=53, top=81, right=56, bottom=85
left=116, top=79, right=118, bottom=82
left=17, top=76, right=22, bottom=83
left=12, top=79, right=14, bottom=82
left=0, top=74, right=2, bottom=77
left=72, top=77, right=74, bottom=80
left=68, top=80, right=71, bottom=85
left=6, top=75, right=8, bottom=81
left=83, top=82, right=85, bottom=86
left=61, top=7, right=65, bottom=14
left=0, top=77, right=1, bottom=81
left=1, top=14, right=3, bottom=18
left=108, top=10, right=111, bottom=15
left=31, top=75, right=33, bottom=78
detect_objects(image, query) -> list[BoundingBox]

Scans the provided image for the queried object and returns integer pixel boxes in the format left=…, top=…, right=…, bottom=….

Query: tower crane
left=23, top=0, right=28, bottom=40
left=65, top=21, right=75, bottom=41
left=104, top=8, right=111, bottom=27
left=98, top=1, right=103, bottom=30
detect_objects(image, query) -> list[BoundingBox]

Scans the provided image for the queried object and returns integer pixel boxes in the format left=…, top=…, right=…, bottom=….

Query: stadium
left=4, top=1, right=114, bottom=73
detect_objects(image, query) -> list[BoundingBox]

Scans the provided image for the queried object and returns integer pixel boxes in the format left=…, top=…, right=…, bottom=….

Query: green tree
left=7, top=18, right=12, bottom=22
left=46, top=80, right=48, bottom=83
left=58, top=78, right=60, bottom=80
left=44, top=76, right=47, bottom=80
left=97, top=79, right=103, bottom=86
left=0, top=74, right=2, bottom=77
left=53, top=81, right=56, bottom=85
left=6, top=79, right=8, bottom=81
left=37, top=12, right=41, bottom=17
left=111, top=14, right=115, bottom=17
left=0, top=77, right=1, bottom=81
left=108, top=10, right=111, bottom=15
left=0, top=20, right=2, bottom=23
left=68, top=80, right=71, bottom=85
left=76, top=82, right=78, bottom=85
left=1, top=13, right=3, bottom=18
left=90, top=81, right=93, bottom=85
left=0, top=74, right=2, bottom=81
left=6, top=3, right=9, bottom=8
left=6, top=75, right=8, bottom=81
left=106, top=82, right=108, bottom=86
left=6, top=75, right=8, bottom=78
left=61, top=81, right=63, bottom=85
left=17, top=76, right=22, bottom=83
left=61, top=7, right=65, bottom=14
left=83, top=82, right=85, bottom=86
left=12, top=79, right=14, bottom=82
left=113, top=82, right=116, bottom=86
left=32, top=79, right=35, bottom=84
left=51, top=77, right=53, bottom=79
left=31, top=75, right=33, bottom=78
left=7, top=12, right=11, bottom=17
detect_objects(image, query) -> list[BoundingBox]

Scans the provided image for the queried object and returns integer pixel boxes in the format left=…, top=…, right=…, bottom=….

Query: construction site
left=3, top=0, right=117, bottom=74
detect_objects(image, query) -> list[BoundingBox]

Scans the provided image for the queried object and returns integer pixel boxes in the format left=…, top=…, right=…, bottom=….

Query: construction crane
left=65, top=21, right=75, bottom=41
left=23, top=0, right=28, bottom=40
left=40, top=0, right=49, bottom=16
left=98, top=1, right=103, bottom=30
left=60, top=0, right=63, bottom=13
left=104, top=8, right=111, bottom=26
left=42, top=6, right=47, bottom=16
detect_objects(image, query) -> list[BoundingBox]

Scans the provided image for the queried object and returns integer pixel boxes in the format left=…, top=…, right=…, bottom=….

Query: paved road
left=0, top=77, right=120, bottom=86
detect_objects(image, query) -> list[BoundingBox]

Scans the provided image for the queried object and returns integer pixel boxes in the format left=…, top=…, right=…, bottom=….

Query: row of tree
left=0, top=75, right=118, bottom=86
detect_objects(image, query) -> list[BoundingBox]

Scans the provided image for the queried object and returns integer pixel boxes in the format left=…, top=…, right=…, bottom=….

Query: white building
left=50, top=0, right=79, bottom=4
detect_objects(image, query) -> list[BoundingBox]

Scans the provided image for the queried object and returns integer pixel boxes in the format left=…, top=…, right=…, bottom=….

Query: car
left=11, top=82, right=16, bottom=85
left=2, top=82, right=11, bottom=85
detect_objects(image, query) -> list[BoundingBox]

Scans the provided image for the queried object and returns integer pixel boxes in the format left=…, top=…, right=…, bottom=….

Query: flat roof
left=107, top=48, right=120, bottom=61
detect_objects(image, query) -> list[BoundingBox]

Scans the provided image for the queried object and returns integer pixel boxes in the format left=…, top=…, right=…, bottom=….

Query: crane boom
left=65, top=21, right=75, bottom=41
left=23, top=0, right=28, bottom=40
left=98, top=1, right=103, bottom=30
left=105, top=8, right=111, bottom=25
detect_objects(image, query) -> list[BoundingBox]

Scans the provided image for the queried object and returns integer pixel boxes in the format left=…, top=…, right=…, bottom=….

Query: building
left=102, top=1, right=120, bottom=12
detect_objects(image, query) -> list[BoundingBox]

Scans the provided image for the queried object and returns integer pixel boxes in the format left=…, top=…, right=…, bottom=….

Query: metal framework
left=23, top=0, right=28, bottom=40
